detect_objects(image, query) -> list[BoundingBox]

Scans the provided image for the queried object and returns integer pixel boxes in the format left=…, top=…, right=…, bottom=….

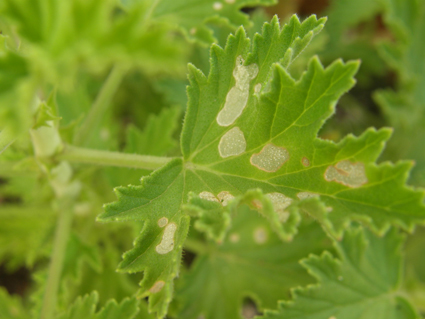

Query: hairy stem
left=58, top=145, right=175, bottom=170
left=40, top=199, right=74, bottom=319
left=74, top=65, right=127, bottom=146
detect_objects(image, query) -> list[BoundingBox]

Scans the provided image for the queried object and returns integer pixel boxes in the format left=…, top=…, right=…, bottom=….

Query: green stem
left=183, top=237, right=209, bottom=255
left=74, top=65, right=127, bottom=146
left=57, top=145, right=175, bottom=170
left=40, top=199, right=74, bottom=319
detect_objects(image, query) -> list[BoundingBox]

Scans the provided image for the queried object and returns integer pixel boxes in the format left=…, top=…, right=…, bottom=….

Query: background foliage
left=0, top=0, right=424, bottom=318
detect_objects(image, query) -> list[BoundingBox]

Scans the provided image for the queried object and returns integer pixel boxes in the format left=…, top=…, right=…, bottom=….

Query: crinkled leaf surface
left=174, top=209, right=331, bottom=319
left=261, top=228, right=418, bottom=319
left=99, top=15, right=425, bottom=318
left=57, top=292, right=139, bottom=319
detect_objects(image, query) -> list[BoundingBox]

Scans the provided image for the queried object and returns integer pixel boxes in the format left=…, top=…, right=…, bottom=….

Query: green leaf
left=174, top=209, right=332, bottom=319
left=99, top=159, right=190, bottom=317
left=99, top=16, right=328, bottom=317
left=0, top=287, right=30, bottom=319
left=374, top=0, right=425, bottom=186
left=57, top=292, right=139, bottom=319
left=99, top=15, right=425, bottom=317
left=181, top=16, right=425, bottom=235
left=261, top=227, right=419, bottom=319
left=123, top=0, right=277, bottom=45
left=0, top=205, right=55, bottom=269
left=183, top=191, right=231, bottom=242
left=125, top=106, right=181, bottom=156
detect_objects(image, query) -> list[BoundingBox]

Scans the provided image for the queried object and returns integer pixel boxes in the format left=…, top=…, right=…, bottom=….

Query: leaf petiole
left=57, top=144, right=175, bottom=170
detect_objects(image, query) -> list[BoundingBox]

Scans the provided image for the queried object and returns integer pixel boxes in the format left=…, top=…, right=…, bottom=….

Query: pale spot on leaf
left=190, top=28, right=196, bottom=35
left=225, top=0, right=235, bottom=3
left=158, top=217, right=168, bottom=227
left=217, top=191, right=234, bottom=206
left=297, top=192, right=319, bottom=200
left=302, top=157, right=310, bottom=167
left=199, top=191, right=219, bottom=202
left=250, top=144, right=289, bottom=172
left=149, top=280, right=165, bottom=293
left=253, top=227, right=268, bottom=244
left=267, top=192, right=292, bottom=222
left=213, top=2, right=223, bottom=10
left=156, top=223, right=177, bottom=254
left=229, top=233, right=240, bottom=243
left=254, top=83, right=261, bottom=94
left=218, top=127, right=246, bottom=158
left=325, top=160, right=367, bottom=188
left=217, top=56, right=258, bottom=126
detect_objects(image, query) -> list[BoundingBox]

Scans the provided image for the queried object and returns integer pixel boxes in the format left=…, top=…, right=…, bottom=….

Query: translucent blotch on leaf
left=156, top=223, right=177, bottom=254
left=254, top=83, right=262, bottom=94
left=199, top=191, right=219, bottom=203
left=250, top=144, right=289, bottom=172
left=253, top=227, right=268, bottom=244
left=216, top=56, right=258, bottom=126
left=267, top=192, right=292, bottom=222
left=217, top=191, right=234, bottom=206
left=297, top=192, right=319, bottom=200
left=149, top=280, right=165, bottom=293
left=218, top=127, right=246, bottom=158
left=302, top=157, right=310, bottom=167
left=325, top=160, right=368, bottom=188
left=213, top=2, right=223, bottom=10
left=158, top=217, right=168, bottom=227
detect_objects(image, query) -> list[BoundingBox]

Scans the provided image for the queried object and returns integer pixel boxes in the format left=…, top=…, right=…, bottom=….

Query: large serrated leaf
left=261, top=228, right=419, bottom=319
left=99, top=15, right=425, bottom=318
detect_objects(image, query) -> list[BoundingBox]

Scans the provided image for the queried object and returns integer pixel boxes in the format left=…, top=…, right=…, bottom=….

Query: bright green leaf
left=99, top=16, right=328, bottom=317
